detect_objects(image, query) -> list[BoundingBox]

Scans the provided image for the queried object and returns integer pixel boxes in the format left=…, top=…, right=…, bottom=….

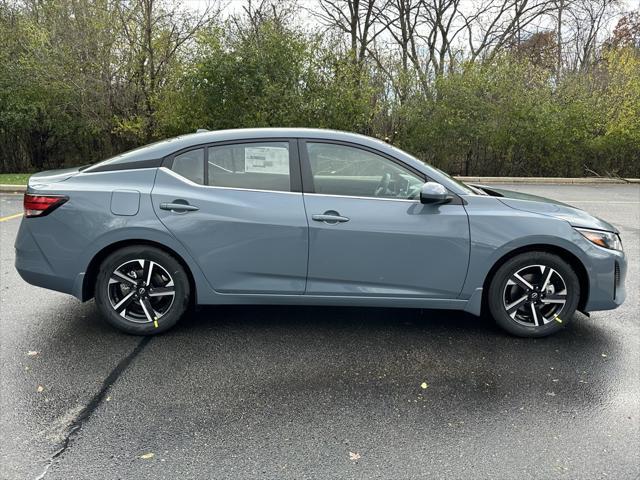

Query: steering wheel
left=374, top=172, right=392, bottom=197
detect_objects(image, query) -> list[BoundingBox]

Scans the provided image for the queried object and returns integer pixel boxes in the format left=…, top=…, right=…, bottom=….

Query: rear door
left=300, top=140, right=470, bottom=298
left=152, top=139, right=308, bottom=294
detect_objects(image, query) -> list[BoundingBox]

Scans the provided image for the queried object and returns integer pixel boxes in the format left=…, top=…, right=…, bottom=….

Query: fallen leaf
left=27, top=351, right=39, bottom=357
left=349, top=452, right=361, bottom=461
left=420, top=382, right=428, bottom=389
left=140, top=453, right=155, bottom=460
left=106, top=396, right=111, bottom=402
left=36, top=385, right=44, bottom=393
left=546, top=391, right=556, bottom=396
left=601, top=353, right=608, bottom=358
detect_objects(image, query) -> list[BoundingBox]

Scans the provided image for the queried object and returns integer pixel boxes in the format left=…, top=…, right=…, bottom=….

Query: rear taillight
left=23, top=194, right=68, bottom=218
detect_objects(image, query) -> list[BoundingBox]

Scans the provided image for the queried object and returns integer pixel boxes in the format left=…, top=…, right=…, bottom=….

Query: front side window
left=208, top=142, right=290, bottom=192
left=306, top=142, right=423, bottom=199
left=171, top=148, right=204, bottom=185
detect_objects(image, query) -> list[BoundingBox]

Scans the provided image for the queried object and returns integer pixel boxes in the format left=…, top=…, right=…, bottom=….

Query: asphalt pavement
left=1, top=185, right=639, bottom=479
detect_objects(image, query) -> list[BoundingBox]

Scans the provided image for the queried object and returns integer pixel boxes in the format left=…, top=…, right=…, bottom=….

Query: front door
left=152, top=140, right=308, bottom=294
left=300, top=141, right=470, bottom=298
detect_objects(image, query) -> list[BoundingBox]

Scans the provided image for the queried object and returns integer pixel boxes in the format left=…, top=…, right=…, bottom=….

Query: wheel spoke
left=113, top=290, right=136, bottom=312
left=145, top=261, right=155, bottom=286
left=541, top=267, right=555, bottom=290
left=139, top=296, right=155, bottom=323
left=505, top=295, right=528, bottom=317
left=140, top=260, right=149, bottom=282
left=148, top=286, right=175, bottom=297
left=534, top=304, right=547, bottom=325
left=111, top=270, right=137, bottom=286
left=541, top=293, right=567, bottom=304
left=530, top=303, right=540, bottom=326
left=511, top=273, right=534, bottom=291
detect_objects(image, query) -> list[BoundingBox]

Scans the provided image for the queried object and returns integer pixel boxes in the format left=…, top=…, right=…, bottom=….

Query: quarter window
left=208, top=142, right=290, bottom=192
left=306, top=142, right=423, bottom=199
left=171, top=148, right=204, bottom=185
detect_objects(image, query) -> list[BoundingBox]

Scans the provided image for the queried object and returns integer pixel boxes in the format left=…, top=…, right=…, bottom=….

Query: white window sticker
left=245, top=147, right=289, bottom=174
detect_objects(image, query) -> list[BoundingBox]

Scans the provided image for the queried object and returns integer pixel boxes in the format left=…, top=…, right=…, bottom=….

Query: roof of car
left=81, top=127, right=472, bottom=196
left=149, top=127, right=392, bottom=156
left=85, top=128, right=402, bottom=171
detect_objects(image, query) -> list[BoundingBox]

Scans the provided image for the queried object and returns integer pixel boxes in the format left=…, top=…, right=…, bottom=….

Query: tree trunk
left=556, top=0, right=564, bottom=78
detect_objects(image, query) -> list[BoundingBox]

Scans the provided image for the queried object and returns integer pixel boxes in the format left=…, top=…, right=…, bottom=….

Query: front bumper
left=583, top=245, right=626, bottom=312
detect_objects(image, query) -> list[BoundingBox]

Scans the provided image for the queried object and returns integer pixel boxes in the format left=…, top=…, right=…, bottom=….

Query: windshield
left=431, top=167, right=483, bottom=195
left=384, top=144, right=480, bottom=195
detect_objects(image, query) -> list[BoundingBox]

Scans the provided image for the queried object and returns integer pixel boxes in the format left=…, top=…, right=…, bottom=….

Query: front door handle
left=312, top=211, right=350, bottom=224
left=159, top=201, right=199, bottom=213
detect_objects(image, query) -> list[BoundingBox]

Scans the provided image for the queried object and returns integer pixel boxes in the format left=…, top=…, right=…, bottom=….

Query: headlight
left=575, top=227, right=623, bottom=251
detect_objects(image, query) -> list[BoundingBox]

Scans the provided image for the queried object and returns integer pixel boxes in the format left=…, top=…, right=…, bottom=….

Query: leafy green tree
left=157, top=18, right=380, bottom=137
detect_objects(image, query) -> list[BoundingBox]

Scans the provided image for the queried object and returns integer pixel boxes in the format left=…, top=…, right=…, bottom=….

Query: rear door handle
left=159, top=202, right=199, bottom=213
left=312, top=211, right=350, bottom=224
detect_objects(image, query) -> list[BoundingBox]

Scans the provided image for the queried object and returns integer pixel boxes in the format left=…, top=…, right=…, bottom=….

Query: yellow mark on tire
left=0, top=212, right=23, bottom=222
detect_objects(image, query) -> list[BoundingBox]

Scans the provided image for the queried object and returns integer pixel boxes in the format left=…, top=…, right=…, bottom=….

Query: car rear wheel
left=488, top=252, right=580, bottom=337
left=95, top=246, right=190, bottom=335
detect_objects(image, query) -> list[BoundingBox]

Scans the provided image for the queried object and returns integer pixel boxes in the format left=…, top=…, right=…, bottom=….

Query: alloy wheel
left=502, top=264, right=567, bottom=327
left=107, top=259, right=175, bottom=324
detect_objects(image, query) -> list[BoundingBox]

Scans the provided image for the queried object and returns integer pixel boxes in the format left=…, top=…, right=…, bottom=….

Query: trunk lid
left=28, top=167, right=81, bottom=187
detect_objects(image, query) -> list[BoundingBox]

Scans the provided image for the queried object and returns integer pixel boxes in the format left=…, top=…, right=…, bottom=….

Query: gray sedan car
left=15, top=128, right=626, bottom=337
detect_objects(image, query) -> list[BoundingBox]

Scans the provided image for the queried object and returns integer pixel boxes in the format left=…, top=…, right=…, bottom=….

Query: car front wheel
left=488, top=251, right=580, bottom=337
left=95, top=246, right=190, bottom=335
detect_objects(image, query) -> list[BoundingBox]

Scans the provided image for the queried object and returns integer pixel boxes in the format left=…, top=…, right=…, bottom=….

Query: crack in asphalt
left=35, top=336, right=152, bottom=480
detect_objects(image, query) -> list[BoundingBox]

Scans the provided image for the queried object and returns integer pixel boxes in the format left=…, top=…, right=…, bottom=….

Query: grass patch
left=0, top=173, right=30, bottom=185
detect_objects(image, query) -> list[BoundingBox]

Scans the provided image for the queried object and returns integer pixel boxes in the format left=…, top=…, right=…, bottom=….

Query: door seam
left=296, top=139, right=311, bottom=294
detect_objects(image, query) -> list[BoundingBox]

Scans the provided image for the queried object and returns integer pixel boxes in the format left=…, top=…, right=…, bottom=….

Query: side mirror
left=420, top=182, right=450, bottom=204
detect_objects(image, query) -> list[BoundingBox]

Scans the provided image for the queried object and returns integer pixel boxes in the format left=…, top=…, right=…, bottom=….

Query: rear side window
left=171, top=148, right=204, bottom=185
left=208, top=142, right=290, bottom=192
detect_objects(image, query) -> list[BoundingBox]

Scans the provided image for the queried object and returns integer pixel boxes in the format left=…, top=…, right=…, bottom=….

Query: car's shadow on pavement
left=133, top=304, right=620, bottom=414
left=37, top=302, right=620, bottom=411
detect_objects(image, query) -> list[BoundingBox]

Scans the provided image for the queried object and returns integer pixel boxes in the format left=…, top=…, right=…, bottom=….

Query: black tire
left=95, top=246, right=190, bottom=335
left=487, top=251, right=580, bottom=338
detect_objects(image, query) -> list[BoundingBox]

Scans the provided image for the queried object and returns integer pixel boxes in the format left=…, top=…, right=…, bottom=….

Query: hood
left=472, top=184, right=619, bottom=233
left=28, top=167, right=81, bottom=186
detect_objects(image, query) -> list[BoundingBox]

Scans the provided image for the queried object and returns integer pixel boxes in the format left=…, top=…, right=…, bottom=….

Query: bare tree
left=374, top=0, right=471, bottom=96
left=314, top=0, right=393, bottom=63
left=372, top=0, right=428, bottom=95
left=116, top=0, right=221, bottom=140
left=563, top=0, right=622, bottom=70
left=553, top=0, right=568, bottom=75
left=463, top=0, right=556, bottom=61
left=420, top=0, right=468, bottom=76
left=233, top=0, right=300, bottom=39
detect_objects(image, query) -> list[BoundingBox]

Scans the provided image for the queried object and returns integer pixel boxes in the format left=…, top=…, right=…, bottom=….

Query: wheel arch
left=482, top=244, right=590, bottom=313
left=82, top=239, right=197, bottom=304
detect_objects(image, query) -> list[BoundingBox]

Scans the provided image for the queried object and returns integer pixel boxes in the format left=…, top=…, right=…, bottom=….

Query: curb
left=0, top=185, right=26, bottom=192
left=1, top=177, right=639, bottom=193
